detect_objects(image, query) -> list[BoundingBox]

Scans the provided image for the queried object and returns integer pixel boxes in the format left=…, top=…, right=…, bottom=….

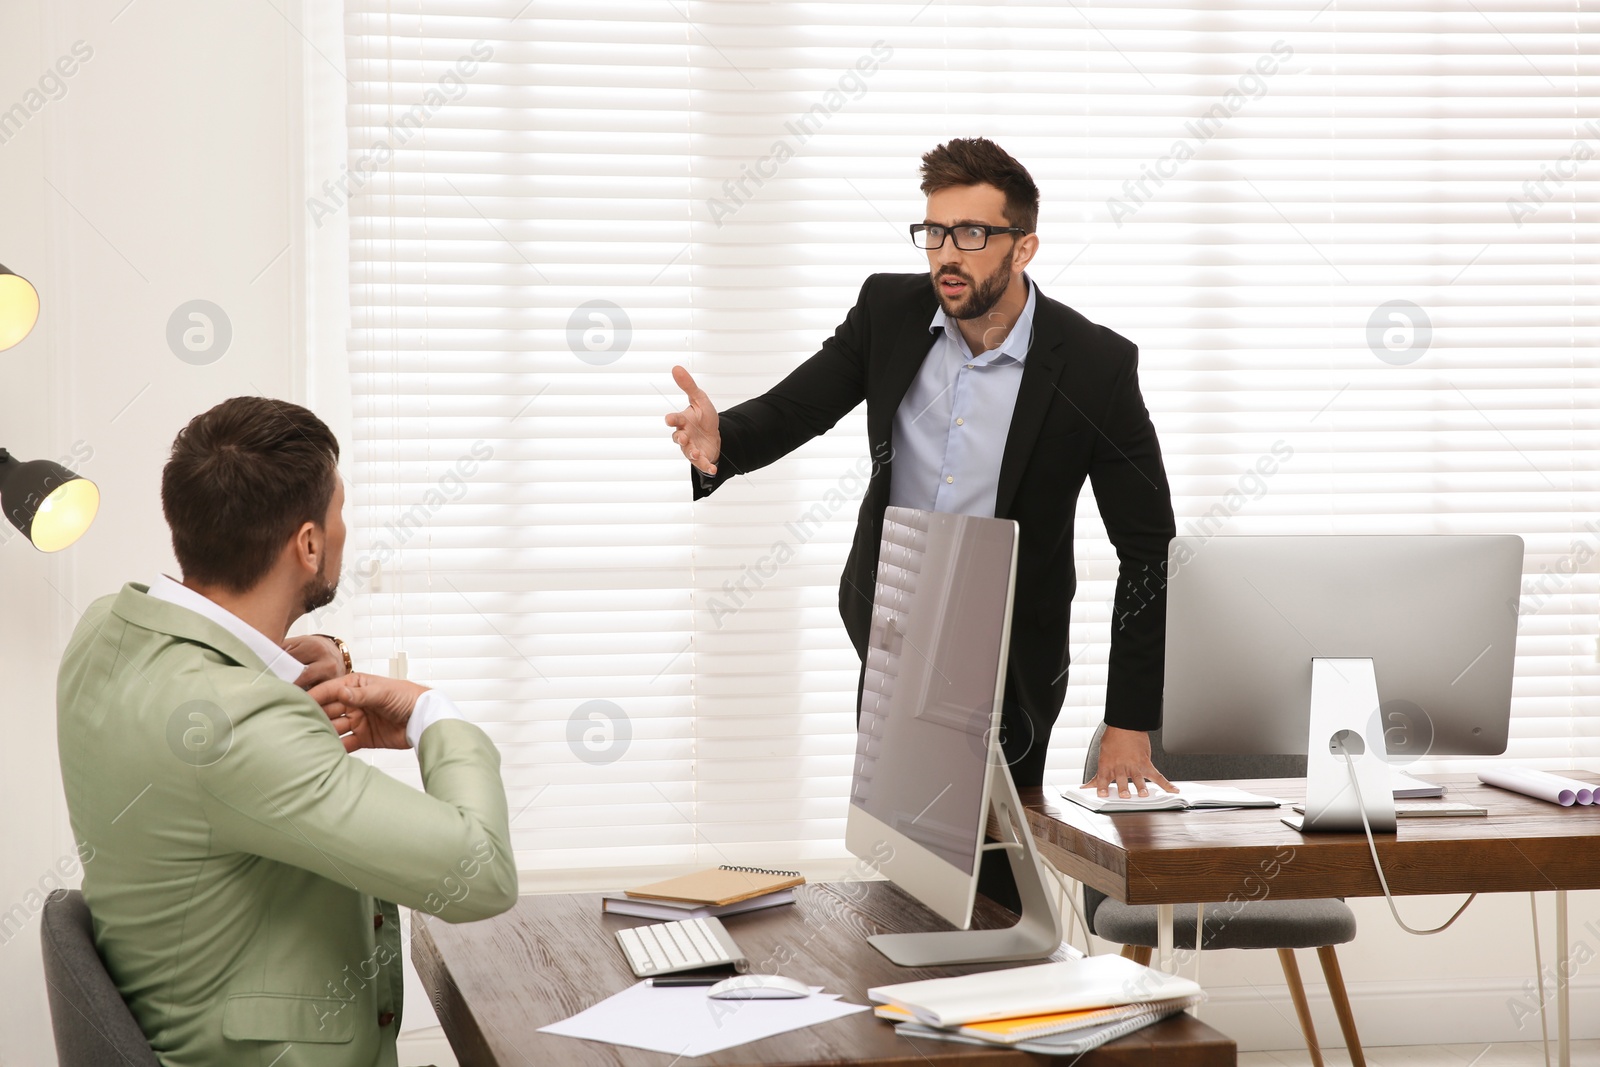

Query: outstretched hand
left=1087, top=725, right=1178, bottom=798
left=664, top=365, right=720, bottom=475
left=307, top=672, right=429, bottom=752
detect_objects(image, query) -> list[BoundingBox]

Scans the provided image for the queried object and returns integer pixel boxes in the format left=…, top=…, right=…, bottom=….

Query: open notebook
left=1059, top=781, right=1281, bottom=813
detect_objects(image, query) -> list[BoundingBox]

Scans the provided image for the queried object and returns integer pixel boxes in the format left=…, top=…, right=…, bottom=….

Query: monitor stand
left=867, top=752, right=1063, bottom=967
left=1282, top=657, right=1398, bottom=833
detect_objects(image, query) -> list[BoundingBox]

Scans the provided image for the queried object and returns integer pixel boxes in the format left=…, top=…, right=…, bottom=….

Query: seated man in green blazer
left=57, top=396, right=517, bottom=1067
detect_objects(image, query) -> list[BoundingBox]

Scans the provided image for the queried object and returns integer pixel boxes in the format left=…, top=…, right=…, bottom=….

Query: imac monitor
left=1161, top=534, right=1524, bottom=830
left=844, top=507, right=1061, bottom=966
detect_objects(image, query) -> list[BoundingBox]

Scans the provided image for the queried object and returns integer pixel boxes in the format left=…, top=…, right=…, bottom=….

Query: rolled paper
left=1478, top=766, right=1596, bottom=807
left=1528, top=770, right=1596, bottom=806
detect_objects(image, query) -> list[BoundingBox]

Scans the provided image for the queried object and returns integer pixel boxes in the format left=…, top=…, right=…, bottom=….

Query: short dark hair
left=161, top=396, right=340, bottom=593
left=919, top=138, right=1040, bottom=234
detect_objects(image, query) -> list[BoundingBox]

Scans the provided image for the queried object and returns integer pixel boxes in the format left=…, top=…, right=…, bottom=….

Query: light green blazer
left=57, top=583, right=517, bottom=1067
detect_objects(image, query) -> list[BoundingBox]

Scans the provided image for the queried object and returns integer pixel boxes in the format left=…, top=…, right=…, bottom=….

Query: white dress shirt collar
left=147, top=574, right=304, bottom=684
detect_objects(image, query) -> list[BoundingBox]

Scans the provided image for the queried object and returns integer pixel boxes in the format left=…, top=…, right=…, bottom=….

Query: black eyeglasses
left=909, top=223, right=1028, bottom=251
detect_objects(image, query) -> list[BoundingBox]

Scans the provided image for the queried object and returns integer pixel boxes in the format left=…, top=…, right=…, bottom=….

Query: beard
left=931, top=246, right=1016, bottom=321
left=300, top=556, right=338, bottom=614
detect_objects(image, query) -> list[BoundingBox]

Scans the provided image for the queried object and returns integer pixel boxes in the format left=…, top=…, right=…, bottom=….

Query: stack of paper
left=868, top=956, right=1205, bottom=1054
left=876, top=997, right=1205, bottom=1053
left=1390, top=768, right=1446, bottom=799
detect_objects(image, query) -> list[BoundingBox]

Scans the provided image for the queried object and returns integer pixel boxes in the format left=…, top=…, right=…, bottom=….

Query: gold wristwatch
left=316, top=634, right=353, bottom=675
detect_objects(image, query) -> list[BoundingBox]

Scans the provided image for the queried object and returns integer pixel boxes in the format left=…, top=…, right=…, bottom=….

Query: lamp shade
left=0, top=263, right=40, bottom=351
left=0, top=450, right=99, bottom=552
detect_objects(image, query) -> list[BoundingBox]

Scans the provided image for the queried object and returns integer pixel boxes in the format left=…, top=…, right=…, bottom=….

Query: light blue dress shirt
left=888, top=274, right=1036, bottom=518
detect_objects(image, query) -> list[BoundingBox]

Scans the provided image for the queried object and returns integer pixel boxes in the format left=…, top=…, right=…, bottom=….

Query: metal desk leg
left=1157, top=903, right=1175, bottom=972
left=1557, top=890, right=1569, bottom=1067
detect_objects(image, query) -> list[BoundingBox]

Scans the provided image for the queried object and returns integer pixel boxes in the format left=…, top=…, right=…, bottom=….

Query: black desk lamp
left=0, top=263, right=40, bottom=351
left=0, top=262, right=87, bottom=550
left=0, top=450, right=99, bottom=551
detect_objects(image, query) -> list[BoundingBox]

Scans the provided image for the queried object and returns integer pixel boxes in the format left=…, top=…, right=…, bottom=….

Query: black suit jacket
left=693, top=272, right=1176, bottom=787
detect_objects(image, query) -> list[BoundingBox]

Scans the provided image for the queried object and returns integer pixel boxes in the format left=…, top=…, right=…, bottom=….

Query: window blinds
left=341, top=1, right=1597, bottom=883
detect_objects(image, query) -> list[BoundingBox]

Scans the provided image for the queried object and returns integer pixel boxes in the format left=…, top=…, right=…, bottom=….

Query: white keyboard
left=615, top=916, right=749, bottom=978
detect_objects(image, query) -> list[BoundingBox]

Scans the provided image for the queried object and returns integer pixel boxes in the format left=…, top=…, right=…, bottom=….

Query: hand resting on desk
left=1088, top=725, right=1178, bottom=799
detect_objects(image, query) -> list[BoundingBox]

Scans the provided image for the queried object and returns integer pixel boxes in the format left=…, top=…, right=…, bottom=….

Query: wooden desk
left=1026, top=774, right=1600, bottom=904
left=413, top=880, right=1236, bottom=1066
left=1024, top=772, right=1600, bottom=1066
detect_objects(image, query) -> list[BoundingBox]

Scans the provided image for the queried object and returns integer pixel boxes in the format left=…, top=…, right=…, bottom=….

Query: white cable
left=1057, top=875, right=1073, bottom=949
left=1066, top=878, right=1090, bottom=956
left=1343, top=749, right=1476, bottom=935
left=1047, top=860, right=1090, bottom=956
left=1040, top=855, right=1092, bottom=956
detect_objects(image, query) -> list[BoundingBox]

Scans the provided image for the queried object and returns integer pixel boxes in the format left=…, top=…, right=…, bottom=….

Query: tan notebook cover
left=623, top=865, right=805, bottom=907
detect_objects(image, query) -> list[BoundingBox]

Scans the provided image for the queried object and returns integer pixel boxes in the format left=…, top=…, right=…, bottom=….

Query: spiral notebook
left=623, top=865, right=806, bottom=907
left=891, top=1001, right=1199, bottom=1055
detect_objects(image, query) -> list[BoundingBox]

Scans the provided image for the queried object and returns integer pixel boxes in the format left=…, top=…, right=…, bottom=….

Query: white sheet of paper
left=537, top=980, right=871, bottom=1058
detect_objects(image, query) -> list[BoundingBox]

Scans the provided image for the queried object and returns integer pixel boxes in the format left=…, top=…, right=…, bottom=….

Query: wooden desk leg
left=1556, top=890, right=1569, bottom=1067
left=1157, top=903, right=1175, bottom=972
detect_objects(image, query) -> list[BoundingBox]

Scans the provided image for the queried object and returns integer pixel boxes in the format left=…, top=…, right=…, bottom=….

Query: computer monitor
left=1161, top=534, right=1524, bottom=830
left=844, top=507, right=1062, bottom=966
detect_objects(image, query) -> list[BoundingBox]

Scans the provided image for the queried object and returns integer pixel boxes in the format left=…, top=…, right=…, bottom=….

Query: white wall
left=0, top=6, right=70, bottom=1065
left=0, top=1, right=317, bottom=1061
left=0, top=2, right=1593, bottom=1061
left=0, top=5, right=447, bottom=1061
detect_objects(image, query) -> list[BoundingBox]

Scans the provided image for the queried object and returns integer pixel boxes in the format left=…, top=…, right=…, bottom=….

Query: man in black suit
left=666, top=137, right=1175, bottom=800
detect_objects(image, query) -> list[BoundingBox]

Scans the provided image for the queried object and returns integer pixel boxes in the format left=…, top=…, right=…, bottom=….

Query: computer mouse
left=706, top=974, right=812, bottom=1000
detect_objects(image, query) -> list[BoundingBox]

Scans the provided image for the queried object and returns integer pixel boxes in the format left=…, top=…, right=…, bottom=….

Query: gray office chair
left=40, top=889, right=159, bottom=1067
left=1080, top=724, right=1366, bottom=1067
